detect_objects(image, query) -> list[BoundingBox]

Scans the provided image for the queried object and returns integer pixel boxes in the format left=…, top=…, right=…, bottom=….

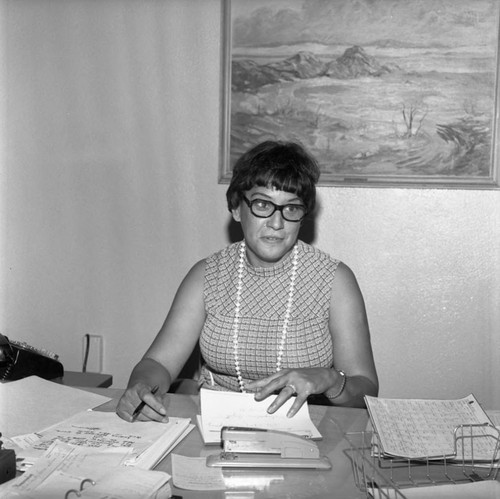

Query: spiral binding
left=64, top=478, right=96, bottom=498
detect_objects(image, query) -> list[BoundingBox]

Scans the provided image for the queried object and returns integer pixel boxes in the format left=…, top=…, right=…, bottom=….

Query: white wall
left=1, top=0, right=499, bottom=408
left=318, top=188, right=500, bottom=408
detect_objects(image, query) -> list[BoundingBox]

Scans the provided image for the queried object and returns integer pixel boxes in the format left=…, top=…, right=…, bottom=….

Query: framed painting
left=219, top=0, right=500, bottom=188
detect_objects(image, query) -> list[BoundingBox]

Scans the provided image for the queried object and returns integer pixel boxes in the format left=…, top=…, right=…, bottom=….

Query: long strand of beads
left=232, top=241, right=299, bottom=392
left=276, top=244, right=298, bottom=371
left=233, top=242, right=246, bottom=392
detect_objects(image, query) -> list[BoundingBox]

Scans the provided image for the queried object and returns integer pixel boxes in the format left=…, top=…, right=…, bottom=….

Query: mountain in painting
left=231, top=46, right=398, bottom=92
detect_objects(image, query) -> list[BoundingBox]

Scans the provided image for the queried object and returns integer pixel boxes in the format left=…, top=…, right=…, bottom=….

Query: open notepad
left=197, top=388, right=322, bottom=444
left=365, top=394, right=500, bottom=461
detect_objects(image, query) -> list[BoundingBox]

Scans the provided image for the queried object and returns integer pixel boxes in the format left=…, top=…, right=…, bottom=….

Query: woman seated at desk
left=117, top=140, right=378, bottom=422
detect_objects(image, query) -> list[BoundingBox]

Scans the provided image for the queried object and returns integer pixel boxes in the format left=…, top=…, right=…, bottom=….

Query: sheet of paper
left=365, top=394, right=497, bottom=460
left=198, top=389, right=321, bottom=444
left=171, top=454, right=225, bottom=490
left=134, top=422, right=195, bottom=469
left=371, top=480, right=500, bottom=499
left=0, top=441, right=172, bottom=499
left=172, top=454, right=286, bottom=492
left=0, top=376, right=111, bottom=437
left=487, top=409, right=500, bottom=427
left=11, top=409, right=192, bottom=468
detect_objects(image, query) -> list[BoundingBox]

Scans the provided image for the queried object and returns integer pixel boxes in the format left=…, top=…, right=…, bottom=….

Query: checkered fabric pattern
left=200, top=240, right=339, bottom=391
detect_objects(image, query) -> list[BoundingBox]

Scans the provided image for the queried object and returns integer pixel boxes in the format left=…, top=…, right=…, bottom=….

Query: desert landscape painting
left=220, top=0, right=500, bottom=187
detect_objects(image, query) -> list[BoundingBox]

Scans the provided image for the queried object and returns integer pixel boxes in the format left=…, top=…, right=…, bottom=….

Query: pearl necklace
left=233, top=241, right=299, bottom=392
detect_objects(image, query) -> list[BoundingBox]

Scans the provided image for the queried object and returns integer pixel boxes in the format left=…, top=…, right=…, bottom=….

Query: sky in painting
left=231, top=0, right=499, bottom=50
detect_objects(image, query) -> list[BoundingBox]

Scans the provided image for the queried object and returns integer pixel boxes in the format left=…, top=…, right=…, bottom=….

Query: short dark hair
left=226, top=141, right=320, bottom=215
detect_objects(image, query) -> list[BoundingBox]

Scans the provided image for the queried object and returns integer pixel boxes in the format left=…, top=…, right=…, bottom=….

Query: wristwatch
left=325, top=370, right=347, bottom=400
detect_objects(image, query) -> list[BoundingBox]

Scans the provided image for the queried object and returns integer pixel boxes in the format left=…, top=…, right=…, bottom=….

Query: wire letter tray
left=345, top=425, right=500, bottom=499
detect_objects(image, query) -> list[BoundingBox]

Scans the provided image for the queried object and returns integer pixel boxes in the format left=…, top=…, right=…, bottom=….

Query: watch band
left=325, top=370, right=347, bottom=400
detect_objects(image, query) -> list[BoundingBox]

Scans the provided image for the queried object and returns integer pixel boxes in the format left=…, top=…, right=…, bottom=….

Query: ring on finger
left=285, top=384, right=297, bottom=395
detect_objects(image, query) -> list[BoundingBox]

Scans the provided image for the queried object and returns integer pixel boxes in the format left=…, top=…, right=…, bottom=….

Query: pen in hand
left=132, top=385, right=159, bottom=422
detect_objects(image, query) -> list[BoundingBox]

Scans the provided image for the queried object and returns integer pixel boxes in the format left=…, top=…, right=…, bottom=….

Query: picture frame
left=219, top=0, right=500, bottom=189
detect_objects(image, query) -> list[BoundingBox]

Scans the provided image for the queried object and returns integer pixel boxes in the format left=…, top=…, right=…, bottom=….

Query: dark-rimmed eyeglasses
left=242, top=196, right=307, bottom=222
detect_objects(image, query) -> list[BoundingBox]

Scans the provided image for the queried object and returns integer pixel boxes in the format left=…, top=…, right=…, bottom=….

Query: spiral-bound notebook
left=0, top=441, right=173, bottom=498
left=64, top=472, right=172, bottom=498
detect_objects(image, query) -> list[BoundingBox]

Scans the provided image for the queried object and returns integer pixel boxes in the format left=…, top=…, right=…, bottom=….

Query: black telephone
left=0, top=334, right=64, bottom=382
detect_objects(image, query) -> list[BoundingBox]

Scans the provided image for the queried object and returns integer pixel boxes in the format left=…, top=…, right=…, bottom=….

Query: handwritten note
left=12, top=409, right=193, bottom=468
left=365, top=394, right=499, bottom=460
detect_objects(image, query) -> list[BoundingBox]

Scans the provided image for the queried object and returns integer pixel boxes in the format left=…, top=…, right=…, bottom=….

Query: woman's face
left=231, top=186, right=303, bottom=268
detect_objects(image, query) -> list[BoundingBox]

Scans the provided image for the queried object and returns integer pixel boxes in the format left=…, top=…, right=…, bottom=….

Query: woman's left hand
left=245, top=368, right=335, bottom=418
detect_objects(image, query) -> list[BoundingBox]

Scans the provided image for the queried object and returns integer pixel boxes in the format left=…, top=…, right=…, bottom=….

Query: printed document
left=365, top=394, right=499, bottom=460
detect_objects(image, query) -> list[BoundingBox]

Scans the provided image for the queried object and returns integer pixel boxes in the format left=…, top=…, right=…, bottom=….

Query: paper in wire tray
left=345, top=430, right=500, bottom=499
left=364, top=394, right=500, bottom=461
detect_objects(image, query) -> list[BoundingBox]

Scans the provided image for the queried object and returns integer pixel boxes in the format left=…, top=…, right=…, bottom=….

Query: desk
left=60, top=371, right=113, bottom=388
left=92, top=388, right=368, bottom=499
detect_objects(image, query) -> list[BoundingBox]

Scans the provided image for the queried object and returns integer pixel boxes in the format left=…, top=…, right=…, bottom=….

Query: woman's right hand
left=116, top=382, right=169, bottom=423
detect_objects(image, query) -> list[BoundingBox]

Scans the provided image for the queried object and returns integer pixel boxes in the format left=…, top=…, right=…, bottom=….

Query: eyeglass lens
left=243, top=197, right=306, bottom=222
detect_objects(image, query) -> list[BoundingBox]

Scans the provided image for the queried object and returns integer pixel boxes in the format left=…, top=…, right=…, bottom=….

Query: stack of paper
left=11, top=409, right=193, bottom=470
left=365, top=394, right=500, bottom=462
left=0, top=376, right=194, bottom=498
left=197, top=388, right=322, bottom=444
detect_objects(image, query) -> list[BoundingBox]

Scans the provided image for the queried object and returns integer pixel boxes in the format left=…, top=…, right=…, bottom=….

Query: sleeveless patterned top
left=199, top=240, right=340, bottom=391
